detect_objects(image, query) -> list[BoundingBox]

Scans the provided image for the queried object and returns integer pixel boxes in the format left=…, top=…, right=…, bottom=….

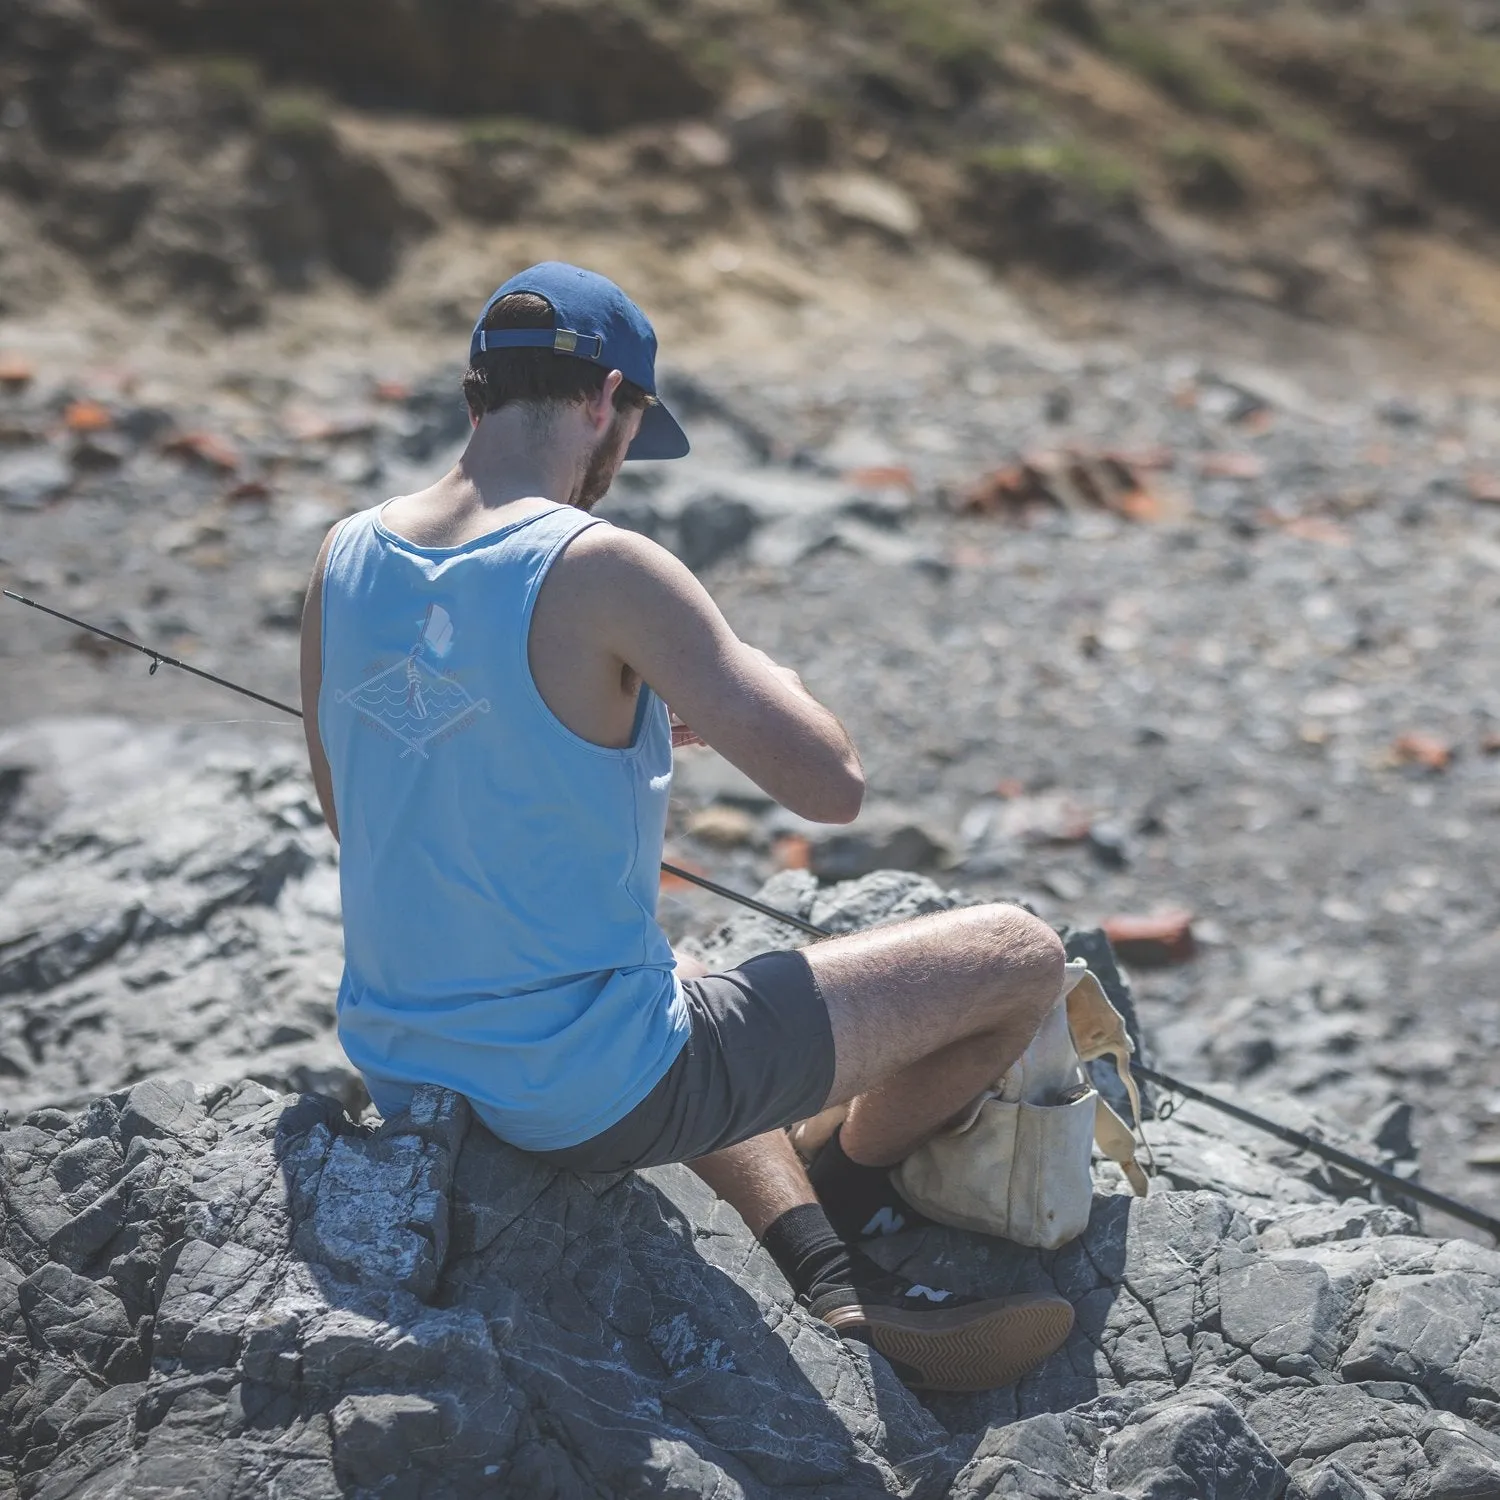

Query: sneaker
left=805, top=1267, right=1075, bottom=1392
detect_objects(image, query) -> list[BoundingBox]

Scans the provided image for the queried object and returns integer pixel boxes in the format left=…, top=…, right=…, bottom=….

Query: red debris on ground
left=1198, top=451, right=1264, bottom=480
left=63, top=400, right=112, bottom=432
left=162, top=431, right=241, bottom=472
left=772, top=834, right=812, bottom=870
left=1102, top=910, right=1197, bottom=967
left=844, top=464, right=916, bottom=492
left=0, top=356, right=34, bottom=392
left=373, top=379, right=412, bottom=403
left=1262, top=514, right=1353, bottom=546
left=1467, top=473, right=1500, bottom=505
left=1111, top=445, right=1175, bottom=472
left=225, top=479, right=272, bottom=504
left=1390, top=732, right=1453, bottom=771
left=958, top=448, right=1172, bottom=522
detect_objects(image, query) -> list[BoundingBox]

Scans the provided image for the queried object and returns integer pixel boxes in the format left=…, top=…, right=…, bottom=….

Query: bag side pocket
left=894, top=1088, right=1099, bottom=1248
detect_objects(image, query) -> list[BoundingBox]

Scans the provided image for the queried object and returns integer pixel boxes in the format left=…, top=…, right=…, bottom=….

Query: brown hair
left=462, top=292, right=652, bottom=424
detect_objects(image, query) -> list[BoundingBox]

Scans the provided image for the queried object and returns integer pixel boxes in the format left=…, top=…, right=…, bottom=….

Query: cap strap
left=476, top=327, right=604, bottom=359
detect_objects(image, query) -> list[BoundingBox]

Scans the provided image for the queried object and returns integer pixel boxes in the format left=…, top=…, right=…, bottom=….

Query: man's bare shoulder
left=545, top=513, right=734, bottom=664
left=556, top=517, right=695, bottom=598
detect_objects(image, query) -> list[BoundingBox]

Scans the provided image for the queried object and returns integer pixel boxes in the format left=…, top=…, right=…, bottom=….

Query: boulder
left=6, top=1072, right=1500, bottom=1497
left=6, top=722, right=1500, bottom=1497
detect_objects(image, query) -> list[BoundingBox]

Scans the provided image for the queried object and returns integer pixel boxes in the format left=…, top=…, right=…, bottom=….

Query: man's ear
left=587, top=370, right=626, bottom=433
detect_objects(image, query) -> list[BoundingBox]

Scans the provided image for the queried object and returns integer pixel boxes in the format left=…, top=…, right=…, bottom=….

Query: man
left=300, top=261, right=1075, bottom=1392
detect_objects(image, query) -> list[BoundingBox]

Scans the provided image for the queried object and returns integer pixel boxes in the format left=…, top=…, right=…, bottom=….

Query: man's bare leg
left=810, top=903, right=1065, bottom=1166
left=688, top=1129, right=817, bottom=1238
left=675, top=909, right=1073, bottom=1391
left=680, top=903, right=1064, bottom=1230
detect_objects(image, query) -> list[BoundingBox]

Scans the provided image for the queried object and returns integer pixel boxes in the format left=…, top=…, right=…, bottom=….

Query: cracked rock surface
left=5, top=723, right=1500, bottom=1497
left=0, top=718, right=351, bottom=1118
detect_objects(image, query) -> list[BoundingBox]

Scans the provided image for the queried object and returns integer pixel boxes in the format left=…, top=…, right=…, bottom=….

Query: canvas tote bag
left=790, top=959, right=1151, bottom=1250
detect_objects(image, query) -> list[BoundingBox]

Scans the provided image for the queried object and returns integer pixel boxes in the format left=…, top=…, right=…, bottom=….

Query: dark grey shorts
left=530, top=949, right=836, bottom=1174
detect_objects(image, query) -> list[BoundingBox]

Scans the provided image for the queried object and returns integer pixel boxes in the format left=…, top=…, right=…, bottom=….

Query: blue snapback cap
left=469, top=261, right=689, bottom=461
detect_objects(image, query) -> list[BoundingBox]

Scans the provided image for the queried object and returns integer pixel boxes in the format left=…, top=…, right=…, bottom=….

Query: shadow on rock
left=277, top=1085, right=958, bottom=1496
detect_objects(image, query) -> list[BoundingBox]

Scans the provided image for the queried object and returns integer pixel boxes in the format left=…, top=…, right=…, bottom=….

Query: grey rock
left=809, top=818, right=953, bottom=881
left=0, top=447, right=70, bottom=510
left=5, top=726, right=1500, bottom=1497
left=1257, top=1202, right=1420, bottom=1252
left=3, top=1060, right=1500, bottom=1499
left=0, top=720, right=352, bottom=1118
left=1102, top=1390, right=1290, bottom=1499
left=676, top=491, right=761, bottom=570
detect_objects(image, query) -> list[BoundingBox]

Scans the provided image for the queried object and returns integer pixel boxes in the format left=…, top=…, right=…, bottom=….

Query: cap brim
left=625, top=400, right=689, bottom=461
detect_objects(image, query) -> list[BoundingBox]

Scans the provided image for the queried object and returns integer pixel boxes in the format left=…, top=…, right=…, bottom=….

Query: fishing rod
left=8, top=587, right=1499, bottom=1240
left=1, top=590, right=828, bottom=931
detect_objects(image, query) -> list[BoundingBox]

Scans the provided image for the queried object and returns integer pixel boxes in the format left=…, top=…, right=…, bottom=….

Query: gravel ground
left=4, top=320, right=1499, bottom=1240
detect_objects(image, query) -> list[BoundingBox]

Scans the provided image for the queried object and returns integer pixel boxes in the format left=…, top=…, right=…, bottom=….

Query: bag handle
left=1064, top=964, right=1154, bottom=1196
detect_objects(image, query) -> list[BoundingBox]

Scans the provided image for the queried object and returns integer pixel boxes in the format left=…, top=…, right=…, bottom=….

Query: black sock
left=759, top=1203, right=858, bottom=1302
left=806, top=1125, right=933, bottom=1242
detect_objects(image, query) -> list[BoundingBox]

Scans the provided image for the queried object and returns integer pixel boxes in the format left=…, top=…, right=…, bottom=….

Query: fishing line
left=7, top=586, right=1497, bottom=1240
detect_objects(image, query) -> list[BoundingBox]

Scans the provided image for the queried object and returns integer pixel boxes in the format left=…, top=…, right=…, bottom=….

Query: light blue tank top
left=318, top=499, right=690, bottom=1150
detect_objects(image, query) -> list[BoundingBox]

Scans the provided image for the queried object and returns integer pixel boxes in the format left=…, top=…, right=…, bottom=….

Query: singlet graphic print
left=335, top=601, right=490, bottom=758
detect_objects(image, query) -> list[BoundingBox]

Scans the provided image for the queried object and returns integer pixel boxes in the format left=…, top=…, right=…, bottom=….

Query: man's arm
left=299, top=522, right=342, bottom=843
left=568, top=525, right=864, bottom=823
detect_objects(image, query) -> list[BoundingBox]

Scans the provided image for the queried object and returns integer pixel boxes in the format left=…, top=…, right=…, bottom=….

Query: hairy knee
left=971, top=903, right=1066, bottom=1011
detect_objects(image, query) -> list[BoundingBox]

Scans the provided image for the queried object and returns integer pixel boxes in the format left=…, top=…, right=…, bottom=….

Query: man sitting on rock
left=299, top=261, right=1076, bottom=1392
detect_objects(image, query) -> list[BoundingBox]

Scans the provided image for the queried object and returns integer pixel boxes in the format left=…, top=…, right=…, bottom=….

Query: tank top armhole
left=317, top=509, right=364, bottom=683
left=517, top=515, right=651, bottom=760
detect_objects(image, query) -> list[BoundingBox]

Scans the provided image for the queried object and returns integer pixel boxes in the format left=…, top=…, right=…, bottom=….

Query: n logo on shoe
left=860, top=1207, right=907, bottom=1237
left=904, top=1285, right=953, bottom=1303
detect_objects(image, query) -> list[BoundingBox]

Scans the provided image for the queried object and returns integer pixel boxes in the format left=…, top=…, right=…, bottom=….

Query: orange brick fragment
left=163, top=431, right=241, bottom=472
left=958, top=448, right=1169, bottom=522
left=1103, top=910, right=1196, bottom=967
left=1198, top=452, right=1264, bottom=479
left=1278, top=516, right=1352, bottom=546
left=373, top=378, right=411, bottom=402
left=844, top=464, right=916, bottom=491
left=64, top=399, right=112, bottom=432
left=959, top=465, right=1034, bottom=515
left=1391, top=732, right=1452, bottom=771
left=773, top=834, right=812, bottom=870
left=0, top=356, right=34, bottom=391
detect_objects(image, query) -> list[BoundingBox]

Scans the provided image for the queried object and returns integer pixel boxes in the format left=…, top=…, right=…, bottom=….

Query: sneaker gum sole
left=821, top=1292, right=1075, bottom=1393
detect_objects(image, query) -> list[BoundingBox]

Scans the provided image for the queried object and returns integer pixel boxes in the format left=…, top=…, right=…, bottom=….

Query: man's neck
left=454, top=408, right=587, bottom=511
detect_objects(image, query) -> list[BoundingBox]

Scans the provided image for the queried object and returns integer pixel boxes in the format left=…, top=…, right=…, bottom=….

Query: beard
left=571, top=410, right=633, bottom=512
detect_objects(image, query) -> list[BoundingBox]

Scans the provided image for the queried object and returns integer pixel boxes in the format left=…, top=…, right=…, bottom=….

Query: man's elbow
left=806, top=762, right=864, bottom=825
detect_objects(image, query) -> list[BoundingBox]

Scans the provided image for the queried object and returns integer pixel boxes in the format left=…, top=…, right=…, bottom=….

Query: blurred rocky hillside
left=7, top=0, right=1500, bottom=354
